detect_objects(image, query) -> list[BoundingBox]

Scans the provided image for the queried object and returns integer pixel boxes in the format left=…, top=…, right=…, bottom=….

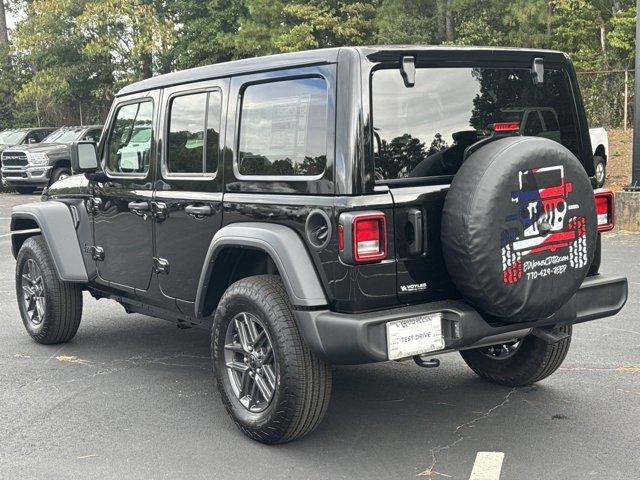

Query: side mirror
left=27, top=137, right=37, bottom=144
left=70, top=140, right=100, bottom=174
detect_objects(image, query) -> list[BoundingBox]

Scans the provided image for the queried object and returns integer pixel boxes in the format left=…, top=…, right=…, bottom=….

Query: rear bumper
left=294, top=274, right=628, bottom=365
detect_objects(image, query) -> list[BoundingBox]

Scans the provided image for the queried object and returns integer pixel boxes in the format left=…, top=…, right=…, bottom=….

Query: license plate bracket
left=386, top=313, right=444, bottom=360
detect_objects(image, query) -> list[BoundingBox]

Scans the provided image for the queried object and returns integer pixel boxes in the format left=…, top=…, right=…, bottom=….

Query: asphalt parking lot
left=1, top=191, right=639, bottom=480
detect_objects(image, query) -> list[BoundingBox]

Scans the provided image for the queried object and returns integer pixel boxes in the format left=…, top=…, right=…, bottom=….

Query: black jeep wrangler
left=1, top=125, right=102, bottom=194
left=9, top=47, right=628, bottom=444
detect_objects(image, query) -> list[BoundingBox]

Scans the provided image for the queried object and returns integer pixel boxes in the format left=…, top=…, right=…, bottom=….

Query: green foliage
left=0, top=0, right=636, bottom=129
left=171, top=0, right=247, bottom=68
left=375, top=0, right=438, bottom=45
left=77, top=0, right=177, bottom=82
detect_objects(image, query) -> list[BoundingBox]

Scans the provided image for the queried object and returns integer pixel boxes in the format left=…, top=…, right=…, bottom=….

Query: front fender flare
left=11, top=201, right=88, bottom=283
left=195, top=223, right=328, bottom=316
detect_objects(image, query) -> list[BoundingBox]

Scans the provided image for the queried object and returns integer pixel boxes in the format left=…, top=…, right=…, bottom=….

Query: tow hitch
left=413, top=355, right=441, bottom=368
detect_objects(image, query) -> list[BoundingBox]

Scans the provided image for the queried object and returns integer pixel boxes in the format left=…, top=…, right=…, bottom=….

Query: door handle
left=128, top=201, right=150, bottom=214
left=407, top=208, right=424, bottom=256
left=185, top=205, right=212, bottom=217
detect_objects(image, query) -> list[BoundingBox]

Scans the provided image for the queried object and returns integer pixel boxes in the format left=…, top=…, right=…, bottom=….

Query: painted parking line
left=468, top=452, right=505, bottom=480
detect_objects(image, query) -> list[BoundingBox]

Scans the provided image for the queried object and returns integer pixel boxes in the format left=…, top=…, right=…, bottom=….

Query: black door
left=93, top=94, right=158, bottom=291
left=154, top=82, right=228, bottom=304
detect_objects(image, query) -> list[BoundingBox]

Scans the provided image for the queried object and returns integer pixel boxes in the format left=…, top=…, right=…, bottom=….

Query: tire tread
left=16, top=236, right=82, bottom=344
left=212, top=274, right=331, bottom=444
left=461, top=325, right=572, bottom=387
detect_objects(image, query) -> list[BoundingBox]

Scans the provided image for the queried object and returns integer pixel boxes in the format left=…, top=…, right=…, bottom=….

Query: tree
left=77, top=0, right=176, bottom=83
left=375, top=0, right=438, bottom=45
left=171, top=0, right=247, bottom=68
left=231, top=0, right=378, bottom=56
left=11, top=0, right=108, bottom=125
left=0, top=0, right=9, bottom=46
left=376, top=133, right=427, bottom=180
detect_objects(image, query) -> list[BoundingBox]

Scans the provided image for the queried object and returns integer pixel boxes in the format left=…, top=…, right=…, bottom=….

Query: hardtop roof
left=117, top=45, right=569, bottom=97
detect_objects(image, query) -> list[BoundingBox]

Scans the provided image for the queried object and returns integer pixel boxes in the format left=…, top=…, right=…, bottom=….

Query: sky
left=6, top=7, right=18, bottom=32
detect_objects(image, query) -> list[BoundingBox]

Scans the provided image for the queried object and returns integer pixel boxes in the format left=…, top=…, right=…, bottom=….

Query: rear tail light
left=354, top=214, right=387, bottom=262
left=595, top=189, right=614, bottom=232
left=338, top=211, right=388, bottom=264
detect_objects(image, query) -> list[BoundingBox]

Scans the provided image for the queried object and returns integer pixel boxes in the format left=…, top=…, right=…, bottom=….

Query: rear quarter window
left=237, top=77, right=328, bottom=177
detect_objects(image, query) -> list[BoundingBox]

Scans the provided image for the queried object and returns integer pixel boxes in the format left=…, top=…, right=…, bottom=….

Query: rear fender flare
left=195, top=223, right=328, bottom=317
left=11, top=201, right=88, bottom=283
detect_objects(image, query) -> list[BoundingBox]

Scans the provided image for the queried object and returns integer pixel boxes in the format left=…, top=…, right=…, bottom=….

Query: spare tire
left=442, top=136, right=597, bottom=322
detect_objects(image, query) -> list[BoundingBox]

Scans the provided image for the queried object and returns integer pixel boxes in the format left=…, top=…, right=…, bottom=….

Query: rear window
left=372, top=67, right=579, bottom=182
left=238, top=77, right=328, bottom=177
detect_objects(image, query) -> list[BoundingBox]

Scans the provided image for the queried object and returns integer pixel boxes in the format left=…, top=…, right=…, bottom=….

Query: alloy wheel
left=224, top=312, right=278, bottom=413
left=595, top=162, right=605, bottom=185
left=21, top=259, right=46, bottom=326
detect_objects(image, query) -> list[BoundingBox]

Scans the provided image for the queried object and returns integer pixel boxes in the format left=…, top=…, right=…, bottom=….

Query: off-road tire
left=14, top=186, right=37, bottom=194
left=460, top=325, right=572, bottom=386
left=212, top=274, right=332, bottom=444
left=15, top=235, right=83, bottom=344
left=594, top=156, right=606, bottom=188
left=50, top=167, right=72, bottom=185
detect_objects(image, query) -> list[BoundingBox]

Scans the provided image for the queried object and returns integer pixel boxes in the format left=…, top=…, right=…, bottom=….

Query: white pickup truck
left=499, top=107, right=609, bottom=187
left=589, top=127, right=609, bottom=187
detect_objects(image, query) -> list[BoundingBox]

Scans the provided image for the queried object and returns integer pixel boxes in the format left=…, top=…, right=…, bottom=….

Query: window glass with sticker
left=238, top=78, right=328, bottom=177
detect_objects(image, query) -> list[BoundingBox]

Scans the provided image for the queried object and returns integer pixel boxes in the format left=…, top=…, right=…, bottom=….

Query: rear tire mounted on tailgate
left=441, top=137, right=594, bottom=383
left=442, top=137, right=597, bottom=322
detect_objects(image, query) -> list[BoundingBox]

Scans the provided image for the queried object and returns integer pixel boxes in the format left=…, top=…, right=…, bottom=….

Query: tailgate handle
left=407, top=208, right=424, bottom=256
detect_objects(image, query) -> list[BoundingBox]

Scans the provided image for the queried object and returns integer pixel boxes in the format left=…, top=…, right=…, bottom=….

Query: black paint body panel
left=42, top=46, right=602, bottom=320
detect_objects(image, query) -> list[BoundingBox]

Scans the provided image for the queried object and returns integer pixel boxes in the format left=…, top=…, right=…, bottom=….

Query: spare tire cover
left=442, top=136, right=596, bottom=322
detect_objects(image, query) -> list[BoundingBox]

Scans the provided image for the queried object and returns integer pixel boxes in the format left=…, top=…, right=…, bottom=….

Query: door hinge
left=153, top=257, right=170, bottom=274
left=152, top=201, right=169, bottom=222
left=85, top=245, right=105, bottom=261
left=86, top=197, right=102, bottom=215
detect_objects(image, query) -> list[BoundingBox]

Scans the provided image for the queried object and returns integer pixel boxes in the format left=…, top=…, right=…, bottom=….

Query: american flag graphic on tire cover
left=501, top=165, right=587, bottom=285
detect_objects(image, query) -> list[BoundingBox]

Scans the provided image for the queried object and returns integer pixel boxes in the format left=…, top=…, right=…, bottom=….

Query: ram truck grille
left=1, top=151, right=28, bottom=167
